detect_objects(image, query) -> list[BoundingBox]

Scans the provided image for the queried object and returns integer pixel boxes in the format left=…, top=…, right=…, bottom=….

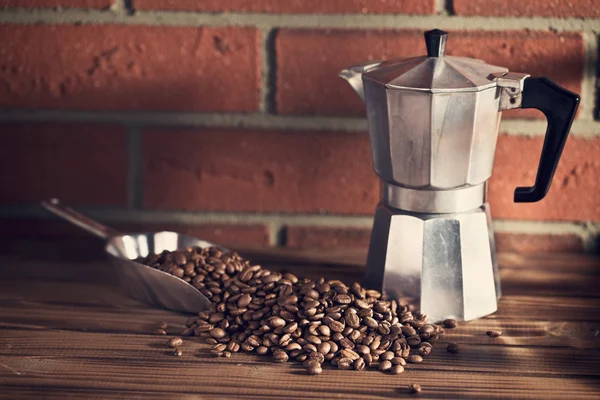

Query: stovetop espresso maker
left=341, top=29, right=579, bottom=322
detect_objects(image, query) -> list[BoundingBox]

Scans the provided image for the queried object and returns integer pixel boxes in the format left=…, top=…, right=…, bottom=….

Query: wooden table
left=1, top=248, right=599, bottom=399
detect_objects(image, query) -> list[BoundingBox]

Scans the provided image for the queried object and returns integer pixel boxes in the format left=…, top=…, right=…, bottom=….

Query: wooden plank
left=1, top=299, right=599, bottom=349
left=0, top=252, right=599, bottom=399
left=1, top=330, right=599, bottom=378
left=0, top=330, right=599, bottom=400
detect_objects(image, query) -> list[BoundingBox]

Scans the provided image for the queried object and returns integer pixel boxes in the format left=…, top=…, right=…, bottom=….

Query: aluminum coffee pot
left=340, top=29, right=579, bottom=322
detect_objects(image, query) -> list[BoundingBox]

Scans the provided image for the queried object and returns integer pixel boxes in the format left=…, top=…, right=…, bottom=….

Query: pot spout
left=339, top=61, right=383, bottom=103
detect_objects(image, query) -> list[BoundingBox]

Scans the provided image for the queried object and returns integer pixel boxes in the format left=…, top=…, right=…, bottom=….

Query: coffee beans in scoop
left=136, top=246, right=445, bottom=375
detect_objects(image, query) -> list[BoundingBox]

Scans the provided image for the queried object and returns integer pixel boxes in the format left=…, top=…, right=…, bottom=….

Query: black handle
left=424, top=29, right=448, bottom=57
left=513, top=77, right=579, bottom=203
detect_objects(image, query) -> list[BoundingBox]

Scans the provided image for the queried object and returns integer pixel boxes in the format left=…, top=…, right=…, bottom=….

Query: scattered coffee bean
left=353, top=357, right=366, bottom=371
left=337, top=357, right=353, bottom=370
left=391, top=357, right=406, bottom=366
left=273, top=350, right=289, bottom=363
left=135, top=246, right=446, bottom=377
left=173, top=348, right=182, bottom=357
left=487, top=330, right=502, bottom=338
left=390, top=365, right=404, bottom=374
left=407, top=355, right=423, bottom=363
left=153, top=328, right=167, bottom=335
left=306, top=364, right=323, bottom=375
left=447, top=342, right=459, bottom=354
left=379, top=360, right=392, bottom=371
left=443, top=319, right=457, bottom=329
left=168, top=337, right=183, bottom=348
left=409, top=383, right=422, bottom=394
left=157, top=321, right=168, bottom=330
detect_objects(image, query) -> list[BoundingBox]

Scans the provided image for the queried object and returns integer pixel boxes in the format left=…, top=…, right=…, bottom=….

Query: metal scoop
left=42, top=198, right=215, bottom=313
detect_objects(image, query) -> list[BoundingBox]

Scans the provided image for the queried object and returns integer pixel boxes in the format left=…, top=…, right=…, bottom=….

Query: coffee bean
left=273, top=350, right=289, bottom=363
left=318, top=342, right=331, bottom=355
left=283, top=322, right=298, bottom=334
left=363, top=317, right=378, bottom=330
left=407, top=355, right=423, bottom=363
left=409, top=383, right=422, bottom=394
left=246, top=335, right=261, bottom=347
left=353, top=357, right=366, bottom=371
left=209, top=328, right=226, bottom=339
left=328, top=320, right=345, bottom=333
left=168, top=337, right=183, bottom=348
left=487, top=330, right=502, bottom=338
left=306, top=364, right=323, bottom=375
left=137, top=246, right=446, bottom=376
left=379, top=360, right=392, bottom=371
left=308, top=352, right=325, bottom=364
left=340, top=349, right=360, bottom=361
left=390, top=365, right=404, bottom=374
left=256, top=346, right=269, bottom=355
left=226, top=341, right=240, bottom=353
left=418, top=343, right=433, bottom=356
left=407, top=336, right=421, bottom=347
left=334, top=294, right=352, bottom=304
left=173, top=348, right=183, bottom=357
left=213, top=343, right=227, bottom=352
left=443, top=319, right=457, bottom=329
left=157, top=321, right=168, bottom=330
left=345, top=313, right=360, bottom=329
left=240, top=342, right=254, bottom=352
left=447, top=342, right=459, bottom=354
left=268, top=317, right=286, bottom=329
left=153, top=328, right=167, bottom=335
left=337, top=357, right=353, bottom=370
left=391, top=357, right=406, bottom=366
left=237, top=293, right=252, bottom=308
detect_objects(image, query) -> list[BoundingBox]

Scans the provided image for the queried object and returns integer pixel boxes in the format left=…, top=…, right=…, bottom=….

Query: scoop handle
left=41, top=198, right=118, bottom=240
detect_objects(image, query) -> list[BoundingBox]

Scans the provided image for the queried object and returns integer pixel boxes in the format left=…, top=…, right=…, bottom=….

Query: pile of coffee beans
left=137, top=246, right=446, bottom=375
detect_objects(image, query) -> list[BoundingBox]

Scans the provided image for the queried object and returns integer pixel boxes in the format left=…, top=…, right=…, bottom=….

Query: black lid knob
left=424, top=29, right=448, bottom=57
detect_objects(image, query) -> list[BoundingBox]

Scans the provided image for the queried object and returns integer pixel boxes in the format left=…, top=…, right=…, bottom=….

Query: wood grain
left=0, top=250, right=599, bottom=399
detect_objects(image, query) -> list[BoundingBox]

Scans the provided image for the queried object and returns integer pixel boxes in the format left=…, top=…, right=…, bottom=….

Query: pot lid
left=362, top=29, right=508, bottom=93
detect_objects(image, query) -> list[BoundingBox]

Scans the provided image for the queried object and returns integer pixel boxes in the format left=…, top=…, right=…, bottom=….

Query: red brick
left=453, top=0, right=600, bottom=18
left=286, top=226, right=371, bottom=249
left=489, top=134, right=600, bottom=221
left=494, top=233, right=584, bottom=253
left=0, top=25, right=260, bottom=112
left=0, top=0, right=111, bottom=8
left=142, top=128, right=378, bottom=214
left=276, top=29, right=583, bottom=119
left=133, top=0, right=435, bottom=14
left=0, top=123, right=128, bottom=206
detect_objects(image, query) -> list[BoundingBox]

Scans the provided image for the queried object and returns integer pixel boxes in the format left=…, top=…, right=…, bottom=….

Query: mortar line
left=582, top=222, right=600, bottom=252
left=580, top=32, right=598, bottom=121
left=258, top=26, right=274, bottom=114
left=2, top=110, right=600, bottom=137
left=126, top=126, right=143, bottom=210
left=1, top=204, right=597, bottom=234
left=266, top=221, right=282, bottom=247
left=0, top=9, right=599, bottom=32
left=109, top=0, right=127, bottom=15
left=434, top=0, right=447, bottom=15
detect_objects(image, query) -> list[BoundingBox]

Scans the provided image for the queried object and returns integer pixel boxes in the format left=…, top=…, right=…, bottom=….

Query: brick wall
left=1, top=0, right=599, bottom=253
